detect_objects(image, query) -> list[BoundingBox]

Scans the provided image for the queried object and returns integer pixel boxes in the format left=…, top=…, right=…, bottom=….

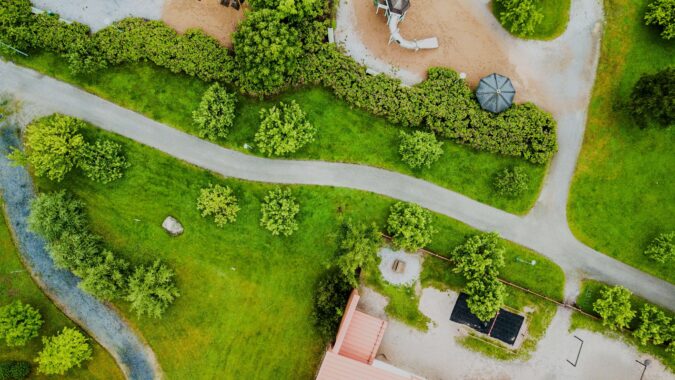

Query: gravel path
left=1, top=61, right=673, bottom=311
left=0, top=126, right=161, bottom=380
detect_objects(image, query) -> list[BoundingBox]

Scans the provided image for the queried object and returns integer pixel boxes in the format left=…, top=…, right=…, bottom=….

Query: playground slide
left=387, top=13, right=438, bottom=51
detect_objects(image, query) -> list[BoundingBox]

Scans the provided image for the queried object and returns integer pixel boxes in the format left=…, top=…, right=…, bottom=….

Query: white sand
left=378, top=247, right=424, bottom=286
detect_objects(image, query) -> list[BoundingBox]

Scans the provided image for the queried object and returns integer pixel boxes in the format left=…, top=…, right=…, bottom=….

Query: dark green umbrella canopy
left=476, top=73, right=516, bottom=113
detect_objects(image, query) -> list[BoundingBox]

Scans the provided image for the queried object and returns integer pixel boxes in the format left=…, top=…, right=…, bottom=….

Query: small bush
left=493, top=166, right=529, bottom=197
left=386, top=202, right=436, bottom=252
left=255, top=101, right=315, bottom=157
left=28, top=191, right=89, bottom=242
left=125, top=260, right=180, bottom=319
left=35, top=327, right=92, bottom=375
left=593, top=285, right=635, bottom=331
left=192, top=83, right=237, bottom=141
left=0, top=301, right=43, bottom=347
left=398, top=131, right=444, bottom=169
left=259, top=187, right=300, bottom=236
left=495, top=0, right=544, bottom=36
left=645, top=0, right=675, bottom=40
left=0, top=361, right=31, bottom=380
left=197, top=184, right=240, bottom=227
left=312, top=267, right=353, bottom=342
left=633, top=304, right=672, bottom=346
left=78, top=139, right=130, bottom=184
left=644, top=231, right=674, bottom=263
left=337, top=221, right=383, bottom=287
left=628, top=67, right=674, bottom=128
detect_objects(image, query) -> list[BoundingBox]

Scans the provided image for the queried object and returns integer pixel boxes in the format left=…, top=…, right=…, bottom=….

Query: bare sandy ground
left=162, top=0, right=246, bottom=47
left=359, top=287, right=674, bottom=380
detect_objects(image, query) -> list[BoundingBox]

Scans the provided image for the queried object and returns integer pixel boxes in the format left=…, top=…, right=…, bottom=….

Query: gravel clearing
left=378, top=247, right=423, bottom=286
left=0, top=124, right=161, bottom=380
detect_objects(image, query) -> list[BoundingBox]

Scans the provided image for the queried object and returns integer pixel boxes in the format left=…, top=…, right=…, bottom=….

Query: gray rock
left=162, top=216, right=183, bottom=236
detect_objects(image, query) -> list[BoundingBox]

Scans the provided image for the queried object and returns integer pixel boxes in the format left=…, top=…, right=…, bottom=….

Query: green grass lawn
left=573, top=280, right=674, bottom=371
left=492, top=0, right=571, bottom=40
left=3, top=51, right=547, bottom=214
left=30, top=122, right=563, bottom=379
left=0, top=205, right=123, bottom=379
left=568, top=0, right=675, bottom=284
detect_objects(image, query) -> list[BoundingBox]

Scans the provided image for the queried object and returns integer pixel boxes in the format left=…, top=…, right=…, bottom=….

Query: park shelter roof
left=316, top=351, right=411, bottom=380
left=388, top=0, right=410, bottom=15
left=476, top=73, right=516, bottom=113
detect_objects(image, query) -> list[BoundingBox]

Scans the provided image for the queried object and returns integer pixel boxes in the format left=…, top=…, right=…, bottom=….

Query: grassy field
left=0, top=205, right=123, bottom=379
left=3, top=51, right=547, bottom=214
left=492, top=0, right=571, bottom=40
left=573, top=280, right=674, bottom=371
left=568, top=0, right=675, bottom=284
left=29, top=122, right=563, bottom=378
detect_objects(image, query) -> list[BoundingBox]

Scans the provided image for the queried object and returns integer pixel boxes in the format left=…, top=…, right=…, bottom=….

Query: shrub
left=47, top=231, right=102, bottom=275
left=398, top=131, right=444, bottom=169
left=645, top=0, right=675, bottom=40
left=495, top=0, right=544, bottom=36
left=28, top=191, right=88, bottom=242
left=255, top=101, right=315, bottom=156
left=593, top=286, right=636, bottom=331
left=312, top=267, right=353, bottom=342
left=628, top=67, right=674, bottom=128
left=79, top=251, right=130, bottom=301
left=449, top=233, right=505, bottom=280
left=337, top=221, right=383, bottom=287
left=233, top=10, right=303, bottom=95
left=0, top=301, right=43, bottom=347
left=125, top=260, right=180, bottom=318
left=78, top=139, right=130, bottom=184
left=644, top=231, right=675, bottom=263
left=35, top=327, right=92, bottom=375
left=633, top=304, right=672, bottom=345
left=248, top=0, right=326, bottom=19
left=260, top=187, right=300, bottom=236
left=0, top=361, right=31, bottom=380
left=197, top=184, right=240, bottom=227
left=193, top=83, right=238, bottom=141
left=386, top=202, right=436, bottom=252
left=465, top=277, right=506, bottom=322
left=493, top=166, right=529, bottom=197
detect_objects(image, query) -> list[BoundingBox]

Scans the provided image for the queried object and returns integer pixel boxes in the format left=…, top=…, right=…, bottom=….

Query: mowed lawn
left=0, top=205, right=123, bottom=379
left=7, top=51, right=547, bottom=214
left=568, top=0, right=675, bottom=283
left=33, top=124, right=563, bottom=379
left=492, top=0, right=571, bottom=40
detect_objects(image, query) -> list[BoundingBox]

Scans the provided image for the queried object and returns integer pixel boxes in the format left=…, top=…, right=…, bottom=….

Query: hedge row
left=0, top=0, right=557, bottom=163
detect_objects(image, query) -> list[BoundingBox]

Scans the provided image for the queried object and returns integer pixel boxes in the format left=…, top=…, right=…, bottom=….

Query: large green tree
left=386, top=202, right=436, bottom=252
left=465, top=277, right=506, bottom=322
left=28, top=191, right=88, bottom=242
left=125, top=260, right=180, bottom=319
left=312, top=267, right=353, bottom=342
left=248, top=0, right=325, bottom=19
left=254, top=101, right=315, bottom=157
left=449, top=233, right=505, bottom=280
left=337, top=221, right=383, bottom=287
left=259, top=187, right=300, bottom=236
left=47, top=231, right=102, bottom=275
left=0, top=301, right=43, bottom=347
left=398, top=130, right=444, bottom=169
left=79, top=251, right=130, bottom=301
left=628, top=67, right=674, bottom=127
left=192, top=83, right=237, bottom=141
left=35, top=327, right=92, bottom=375
left=633, top=304, right=672, bottom=346
left=645, top=0, right=675, bottom=40
left=593, top=286, right=636, bottom=331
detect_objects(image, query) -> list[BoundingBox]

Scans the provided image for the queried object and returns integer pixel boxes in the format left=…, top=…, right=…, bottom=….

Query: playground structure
left=374, top=0, right=438, bottom=51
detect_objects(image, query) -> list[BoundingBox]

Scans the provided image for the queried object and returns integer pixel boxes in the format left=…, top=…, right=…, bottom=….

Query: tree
left=259, top=187, right=300, bottom=236
left=465, top=277, right=506, bottom=322
left=254, top=101, right=315, bottom=157
left=16, top=114, right=86, bottom=182
left=77, top=139, right=130, bottom=184
left=336, top=221, right=383, bottom=287
left=125, top=260, right=180, bottom=318
left=645, top=0, right=675, bottom=40
left=398, top=130, right=444, bottom=169
left=0, top=360, right=31, bottom=380
left=192, top=83, right=237, bottom=141
left=493, top=166, right=529, bottom=197
left=496, top=0, right=544, bottom=36
left=233, top=10, right=303, bottom=95
left=79, top=251, right=130, bottom=301
left=196, top=184, right=240, bottom=227
left=593, top=286, right=636, bottom=331
left=312, top=267, right=353, bottom=342
left=449, top=233, right=505, bottom=280
left=386, top=202, right=436, bottom=252
left=0, top=301, right=43, bottom=347
left=248, top=0, right=325, bottom=20
left=28, top=191, right=88, bottom=242
left=47, top=231, right=102, bottom=275
left=644, top=231, right=674, bottom=264
left=633, top=304, right=672, bottom=345
left=628, top=67, right=674, bottom=127
left=35, top=327, right=92, bottom=375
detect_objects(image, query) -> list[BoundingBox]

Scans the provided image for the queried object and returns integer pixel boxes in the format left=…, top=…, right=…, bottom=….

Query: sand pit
left=162, top=0, right=246, bottom=47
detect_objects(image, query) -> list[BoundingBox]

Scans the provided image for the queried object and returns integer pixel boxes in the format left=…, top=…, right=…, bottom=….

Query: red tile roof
left=338, top=310, right=387, bottom=364
left=316, top=351, right=412, bottom=380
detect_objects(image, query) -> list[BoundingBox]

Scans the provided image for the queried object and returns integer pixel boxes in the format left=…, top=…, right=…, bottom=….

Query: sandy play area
left=162, top=0, right=246, bottom=47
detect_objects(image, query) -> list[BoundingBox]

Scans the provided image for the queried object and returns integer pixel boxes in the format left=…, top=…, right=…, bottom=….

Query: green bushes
left=0, top=301, right=43, bottom=347
left=336, top=221, right=383, bottom=287
left=398, top=131, right=444, bottom=169
left=260, top=187, right=300, bottom=236
left=644, top=231, right=674, bottom=263
left=78, top=139, right=130, bottom=184
left=0, top=361, right=31, bottom=380
left=312, top=267, right=353, bottom=342
left=494, top=0, right=544, bottom=36
left=493, top=166, right=529, bottom=197
left=645, top=0, right=675, bottom=40
left=125, top=260, right=181, bottom=319
left=593, top=285, right=636, bottom=330
left=35, top=327, right=92, bottom=375
left=628, top=67, right=674, bottom=127
left=465, top=276, right=506, bottom=322
left=255, top=100, right=316, bottom=156
left=248, top=0, right=326, bottom=19
left=197, top=184, right=240, bottom=227
left=193, top=83, right=238, bottom=141
left=633, top=304, right=672, bottom=345
left=386, top=202, right=436, bottom=252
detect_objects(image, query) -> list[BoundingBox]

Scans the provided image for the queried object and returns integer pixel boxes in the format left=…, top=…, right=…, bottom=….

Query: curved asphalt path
left=2, top=61, right=673, bottom=311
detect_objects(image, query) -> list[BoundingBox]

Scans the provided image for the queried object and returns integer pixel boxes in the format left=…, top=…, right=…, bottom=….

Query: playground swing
left=373, top=0, right=439, bottom=51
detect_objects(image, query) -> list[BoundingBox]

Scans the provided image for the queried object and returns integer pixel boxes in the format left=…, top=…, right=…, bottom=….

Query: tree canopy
left=197, top=184, right=240, bottom=227
left=0, top=301, right=43, bottom=347
left=192, top=83, right=237, bottom=141
left=125, top=260, right=180, bottom=319
left=645, top=0, right=675, bottom=40
left=260, top=187, right=300, bottom=236
left=593, top=286, right=636, bottom=330
left=644, top=231, right=674, bottom=263
left=398, top=130, right=444, bottom=169
left=255, top=101, right=315, bottom=157
left=449, top=232, right=505, bottom=280
left=386, top=202, right=435, bottom=252
left=35, top=327, right=92, bottom=375
left=337, top=221, right=383, bottom=287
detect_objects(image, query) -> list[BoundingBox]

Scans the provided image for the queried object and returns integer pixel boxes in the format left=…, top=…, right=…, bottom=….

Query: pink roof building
left=315, top=290, right=424, bottom=380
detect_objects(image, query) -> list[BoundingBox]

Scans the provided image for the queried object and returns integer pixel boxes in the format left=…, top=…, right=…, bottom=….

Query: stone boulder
left=162, top=216, right=184, bottom=236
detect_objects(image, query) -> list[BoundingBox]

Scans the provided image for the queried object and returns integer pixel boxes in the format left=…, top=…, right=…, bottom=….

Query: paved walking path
left=2, top=61, right=673, bottom=310
left=0, top=126, right=161, bottom=380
